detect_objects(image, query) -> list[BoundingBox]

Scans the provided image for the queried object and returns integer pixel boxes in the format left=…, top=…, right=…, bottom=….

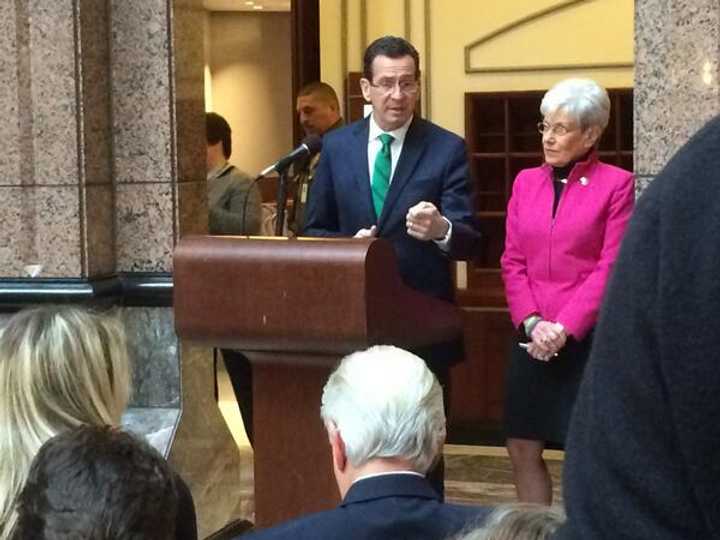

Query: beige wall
left=205, top=11, right=293, bottom=176
left=320, top=0, right=634, bottom=136
left=319, top=0, right=346, bottom=117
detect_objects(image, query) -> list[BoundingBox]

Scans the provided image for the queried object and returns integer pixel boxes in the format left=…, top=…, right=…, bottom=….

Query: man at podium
left=304, top=35, right=479, bottom=305
left=303, top=32, right=479, bottom=449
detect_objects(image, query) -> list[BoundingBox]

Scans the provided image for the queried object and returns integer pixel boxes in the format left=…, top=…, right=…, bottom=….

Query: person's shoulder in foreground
left=554, top=115, right=720, bottom=539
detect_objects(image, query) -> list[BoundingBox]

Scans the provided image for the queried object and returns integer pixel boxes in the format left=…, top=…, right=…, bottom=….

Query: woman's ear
left=584, top=126, right=602, bottom=149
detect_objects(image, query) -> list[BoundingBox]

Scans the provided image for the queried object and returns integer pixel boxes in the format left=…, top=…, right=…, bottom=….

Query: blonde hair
left=0, top=306, right=131, bottom=539
left=453, top=503, right=566, bottom=540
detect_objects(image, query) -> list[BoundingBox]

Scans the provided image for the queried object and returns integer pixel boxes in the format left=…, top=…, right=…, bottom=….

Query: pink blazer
left=500, top=153, right=635, bottom=340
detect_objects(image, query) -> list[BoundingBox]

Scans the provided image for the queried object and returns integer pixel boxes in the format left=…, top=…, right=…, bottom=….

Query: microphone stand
left=274, top=167, right=290, bottom=236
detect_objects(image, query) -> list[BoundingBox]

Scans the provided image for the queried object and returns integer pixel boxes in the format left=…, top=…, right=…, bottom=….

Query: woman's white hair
left=540, top=78, right=610, bottom=131
left=320, top=345, right=445, bottom=473
left=0, top=306, right=131, bottom=539
left=452, top=503, right=566, bottom=540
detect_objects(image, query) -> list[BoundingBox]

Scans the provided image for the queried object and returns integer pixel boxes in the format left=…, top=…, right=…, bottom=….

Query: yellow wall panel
left=366, top=0, right=406, bottom=42
left=319, top=0, right=345, bottom=116
left=346, top=0, right=364, bottom=73
left=206, top=12, right=293, bottom=175
left=430, top=0, right=633, bottom=135
left=320, top=0, right=633, bottom=136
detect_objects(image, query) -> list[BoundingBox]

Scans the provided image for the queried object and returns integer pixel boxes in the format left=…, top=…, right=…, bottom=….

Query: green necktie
left=371, top=133, right=394, bottom=218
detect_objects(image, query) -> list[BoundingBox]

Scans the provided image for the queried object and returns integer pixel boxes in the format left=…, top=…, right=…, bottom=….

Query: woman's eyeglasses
left=537, top=122, right=575, bottom=136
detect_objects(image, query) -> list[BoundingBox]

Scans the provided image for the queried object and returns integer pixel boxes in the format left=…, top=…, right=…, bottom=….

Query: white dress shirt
left=352, top=470, right=425, bottom=486
left=365, top=113, right=452, bottom=246
left=367, top=114, right=413, bottom=185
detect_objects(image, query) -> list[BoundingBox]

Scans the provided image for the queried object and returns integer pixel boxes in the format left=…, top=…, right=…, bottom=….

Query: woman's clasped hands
left=527, top=320, right=567, bottom=361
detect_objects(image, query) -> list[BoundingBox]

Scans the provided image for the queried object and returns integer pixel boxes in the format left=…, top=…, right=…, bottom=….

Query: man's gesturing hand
left=406, top=201, right=449, bottom=241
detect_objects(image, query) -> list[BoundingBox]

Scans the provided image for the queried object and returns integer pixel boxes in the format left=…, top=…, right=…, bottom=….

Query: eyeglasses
left=537, top=121, right=575, bottom=136
left=369, top=79, right=419, bottom=95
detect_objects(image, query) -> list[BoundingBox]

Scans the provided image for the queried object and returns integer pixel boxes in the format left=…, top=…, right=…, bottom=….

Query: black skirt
left=504, top=331, right=593, bottom=447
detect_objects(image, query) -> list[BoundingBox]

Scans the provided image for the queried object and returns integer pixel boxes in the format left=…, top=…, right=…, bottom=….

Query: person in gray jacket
left=206, top=112, right=262, bottom=235
left=206, top=112, right=262, bottom=445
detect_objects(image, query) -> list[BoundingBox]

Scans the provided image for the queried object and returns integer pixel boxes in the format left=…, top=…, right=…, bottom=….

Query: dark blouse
left=550, top=150, right=592, bottom=217
left=551, top=162, right=572, bottom=217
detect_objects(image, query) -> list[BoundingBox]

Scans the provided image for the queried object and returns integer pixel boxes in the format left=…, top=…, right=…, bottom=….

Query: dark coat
left=555, top=116, right=720, bottom=539
left=175, top=473, right=198, bottom=540
left=240, top=474, right=489, bottom=540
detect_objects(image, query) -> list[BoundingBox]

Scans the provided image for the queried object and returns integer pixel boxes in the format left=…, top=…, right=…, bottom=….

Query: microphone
left=257, top=135, right=322, bottom=178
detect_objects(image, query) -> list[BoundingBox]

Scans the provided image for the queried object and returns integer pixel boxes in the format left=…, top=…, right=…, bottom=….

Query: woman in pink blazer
left=500, top=78, right=634, bottom=504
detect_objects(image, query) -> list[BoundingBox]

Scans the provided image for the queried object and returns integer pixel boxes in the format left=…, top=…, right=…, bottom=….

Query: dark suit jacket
left=304, top=116, right=480, bottom=302
left=240, top=474, right=489, bottom=540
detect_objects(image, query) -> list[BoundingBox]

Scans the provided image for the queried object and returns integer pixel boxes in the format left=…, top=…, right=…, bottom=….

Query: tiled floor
left=216, top=362, right=564, bottom=527
left=444, top=444, right=563, bottom=506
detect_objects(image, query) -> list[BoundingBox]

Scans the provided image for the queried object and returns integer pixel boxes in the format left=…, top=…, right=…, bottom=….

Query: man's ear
left=359, top=78, right=372, bottom=103
left=328, top=426, right=348, bottom=473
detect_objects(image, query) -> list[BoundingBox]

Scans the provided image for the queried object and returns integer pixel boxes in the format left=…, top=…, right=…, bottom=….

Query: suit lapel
left=350, top=118, right=376, bottom=222
left=378, top=118, right=428, bottom=229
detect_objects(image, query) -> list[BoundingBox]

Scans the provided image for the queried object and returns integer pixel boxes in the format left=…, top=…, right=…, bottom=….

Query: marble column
left=110, top=1, right=242, bottom=536
left=634, top=0, right=720, bottom=194
left=0, top=0, right=113, bottom=277
left=0, top=1, right=245, bottom=536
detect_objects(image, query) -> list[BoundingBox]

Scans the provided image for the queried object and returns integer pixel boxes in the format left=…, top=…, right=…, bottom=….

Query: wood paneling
left=448, top=308, right=514, bottom=445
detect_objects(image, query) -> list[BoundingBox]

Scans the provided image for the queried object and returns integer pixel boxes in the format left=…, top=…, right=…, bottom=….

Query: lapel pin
left=579, top=176, right=589, bottom=186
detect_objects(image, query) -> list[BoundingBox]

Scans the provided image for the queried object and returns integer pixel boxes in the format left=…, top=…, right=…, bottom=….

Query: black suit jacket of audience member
left=239, top=473, right=489, bottom=540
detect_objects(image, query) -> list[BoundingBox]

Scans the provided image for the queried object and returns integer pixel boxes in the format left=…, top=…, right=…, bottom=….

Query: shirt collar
left=207, top=160, right=230, bottom=181
left=352, top=470, right=424, bottom=485
left=368, top=113, right=413, bottom=145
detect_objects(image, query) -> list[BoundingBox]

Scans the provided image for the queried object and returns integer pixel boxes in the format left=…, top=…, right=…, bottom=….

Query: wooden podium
left=173, top=236, right=462, bottom=526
